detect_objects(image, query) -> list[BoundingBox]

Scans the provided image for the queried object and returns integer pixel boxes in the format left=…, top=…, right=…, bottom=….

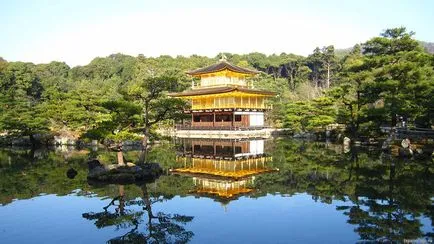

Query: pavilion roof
left=168, top=86, right=276, bottom=97
left=186, top=60, right=260, bottom=76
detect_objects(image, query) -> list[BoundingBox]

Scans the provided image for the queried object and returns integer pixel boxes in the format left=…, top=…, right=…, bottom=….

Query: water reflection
left=253, top=139, right=433, bottom=242
left=82, top=184, right=194, bottom=243
left=336, top=154, right=433, bottom=242
left=172, top=138, right=276, bottom=201
left=0, top=138, right=432, bottom=243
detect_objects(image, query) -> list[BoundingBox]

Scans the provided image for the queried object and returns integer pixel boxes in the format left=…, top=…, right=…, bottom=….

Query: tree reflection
left=0, top=139, right=432, bottom=242
left=255, top=138, right=433, bottom=242
left=336, top=155, right=432, bottom=242
left=82, top=184, right=194, bottom=244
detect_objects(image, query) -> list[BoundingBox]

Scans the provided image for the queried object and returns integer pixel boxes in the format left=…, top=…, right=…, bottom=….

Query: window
left=201, top=115, right=213, bottom=122
left=235, top=115, right=242, bottom=122
left=216, top=114, right=232, bottom=122
left=216, top=146, right=232, bottom=156
left=193, top=145, right=214, bottom=154
left=201, top=145, right=214, bottom=154
left=193, top=115, right=213, bottom=122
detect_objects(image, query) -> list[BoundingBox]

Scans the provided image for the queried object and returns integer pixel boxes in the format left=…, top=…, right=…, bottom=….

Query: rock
left=398, top=147, right=413, bottom=157
left=368, top=138, right=378, bottom=145
left=87, top=159, right=106, bottom=178
left=53, top=135, right=77, bottom=146
left=86, top=160, right=163, bottom=184
left=66, top=168, right=78, bottom=179
left=54, top=136, right=67, bottom=145
left=88, top=166, right=107, bottom=179
left=343, top=137, right=351, bottom=146
left=413, top=148, right=429, bottom=160
left=401, top=138, right=411, bottom=149
left=343, top=137, right=351, bottom=153
left=88, top=159, right=104, bottom=171
left=106, top=164, right=118, bottom=170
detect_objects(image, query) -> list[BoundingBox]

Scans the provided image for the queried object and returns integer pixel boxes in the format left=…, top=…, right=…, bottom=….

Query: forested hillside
left=0, top=27, right=433, bottom=145
left=420, top=41, right=434, bottom=54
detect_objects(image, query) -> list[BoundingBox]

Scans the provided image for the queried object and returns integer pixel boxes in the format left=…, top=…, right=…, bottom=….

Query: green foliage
left=283, top=97, right=336, bottom=132
left=361, top=27, right=434, bottom=127
left=306, top=45, right=338, bottom=88
left=0, top=62, right=48, bottom=138
left=1, top=27, right=433, bottom=141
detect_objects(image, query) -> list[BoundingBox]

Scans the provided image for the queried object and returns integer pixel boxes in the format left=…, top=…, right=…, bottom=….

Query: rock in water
left=88, top=159, right=104, bottom=170
left=401, top=138, right=411, bottom=149
left=126, top=162, right=136, bottom=167
left=86, top=159, right=163, bottom=184
left=343, top=137, right=351, bottom=146
left=87, top=159, right=107, bottom=179
left=66, top=168, right=78, bottom=179
left=343, top=137, right=351, bottom=153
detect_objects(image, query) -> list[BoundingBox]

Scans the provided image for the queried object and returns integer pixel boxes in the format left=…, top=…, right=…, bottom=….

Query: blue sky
left=1, top=0, right=433, bottom=66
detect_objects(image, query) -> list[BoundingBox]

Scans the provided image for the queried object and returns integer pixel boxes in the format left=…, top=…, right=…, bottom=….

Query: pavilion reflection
left=171, top=138, right=277, bottom=201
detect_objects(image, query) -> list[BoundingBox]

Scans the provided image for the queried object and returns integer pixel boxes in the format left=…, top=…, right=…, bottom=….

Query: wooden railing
left=176, top=125, right=268, bottom=131
left=191, top=103, right=272, bottom=110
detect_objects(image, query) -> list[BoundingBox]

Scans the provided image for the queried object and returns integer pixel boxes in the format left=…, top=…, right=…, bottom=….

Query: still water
left=0, top=138, right=432, bottom=243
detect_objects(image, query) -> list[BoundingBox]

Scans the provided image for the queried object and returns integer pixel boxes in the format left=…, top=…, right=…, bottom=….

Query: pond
left=0, top=137, right=432, bottom=243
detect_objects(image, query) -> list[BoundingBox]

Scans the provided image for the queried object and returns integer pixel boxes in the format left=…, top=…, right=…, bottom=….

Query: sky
left=1, top=0, right=433, bottom=67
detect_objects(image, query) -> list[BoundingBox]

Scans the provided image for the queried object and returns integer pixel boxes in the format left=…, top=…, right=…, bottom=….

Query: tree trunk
left=139, top=127, right=150, bottom=164
left=118, top=185, right=125, bottom=214
left=356, top=90, right=361, bottom=136
left=141, top=98, right=150, bottom=165
left=117, top=142, right=125, bottom=166
left=117, top=151, right=125, bottom=166
left=289, top=74, right=294, bottom=91
left=29, top=133, right=37, bottom=147
left=326, top=63, right=330, bottom=88
left=139, top=147, right=148, bottom=165
left=391, top=113, right=397, bottom=128
left=142, top=184, right=154, bottom=220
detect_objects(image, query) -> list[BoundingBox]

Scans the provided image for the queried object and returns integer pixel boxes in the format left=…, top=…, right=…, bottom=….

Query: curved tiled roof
left=186, top=60, right=260, bottom=76
left=168, top=86, right=276, bottom=97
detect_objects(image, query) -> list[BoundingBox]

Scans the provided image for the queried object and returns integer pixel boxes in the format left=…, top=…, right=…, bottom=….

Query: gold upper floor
left=192, top=70, right=253, bottom=89
left=191, top=94, right=272, bottom=110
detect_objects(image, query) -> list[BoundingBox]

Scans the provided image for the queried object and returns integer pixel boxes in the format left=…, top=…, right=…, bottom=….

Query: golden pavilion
left=171, top=138, right=276, bottom=201
left=169, top=58, right=275, bottom=136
